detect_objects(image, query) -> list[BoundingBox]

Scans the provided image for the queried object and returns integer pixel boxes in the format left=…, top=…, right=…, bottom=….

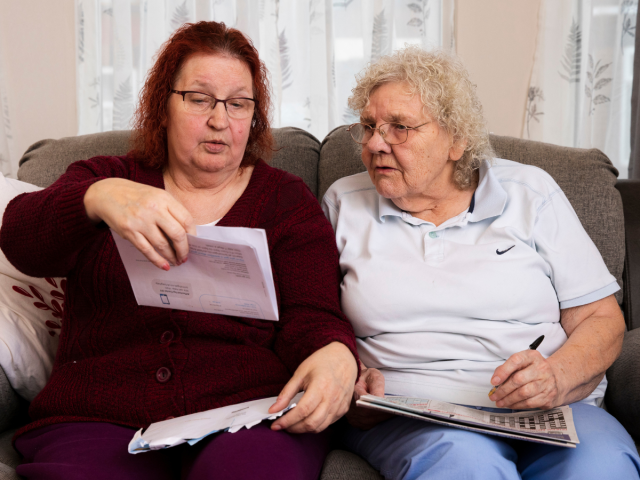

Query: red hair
left=131, top=21, right=273, bottom=169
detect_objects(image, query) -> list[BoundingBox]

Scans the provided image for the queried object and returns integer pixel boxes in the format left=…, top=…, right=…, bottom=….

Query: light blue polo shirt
left=322, top=158, right=619, bottom=407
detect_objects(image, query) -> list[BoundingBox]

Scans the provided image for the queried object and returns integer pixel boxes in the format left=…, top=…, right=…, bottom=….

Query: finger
left=503, top=391, right=553, bottom=410
left=354, top=380, right=369, bottom=400
left=167, top=202, right=196, bottom=237
left=268, top=374, right=305, bottom=414
left=491, top=351, right=537, bottom=386
left=272, top=389, right=322, bottom=431
left=143, top=226, right=180, bottom=267
left=365, top=369, right=386, bottom=397
left=284, top=399, right=331, bottom=434
left=495, top=379, right=546, bottom=408
left=156, top=216, right=190, bottom=264
left=491, top=364, right=541, bottom=402
left=129, top=232, right=171, bottom=270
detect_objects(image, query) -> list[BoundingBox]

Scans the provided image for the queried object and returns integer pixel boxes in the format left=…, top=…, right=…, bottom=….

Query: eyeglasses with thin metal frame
left=347, top=121, right=431, bottom=145
left=171, top=90, right=257, bottom=119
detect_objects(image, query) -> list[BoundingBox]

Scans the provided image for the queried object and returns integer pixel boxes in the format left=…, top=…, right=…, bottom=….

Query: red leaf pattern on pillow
left=29, top=286, right=44, bottom=302
left=11, top=278, right=65, bottom=336
left=12, top=286, right=33, bottom=298
left=51, top=291, right=64, bottom=300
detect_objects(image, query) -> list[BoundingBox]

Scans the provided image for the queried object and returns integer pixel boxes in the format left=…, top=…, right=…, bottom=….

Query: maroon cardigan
left=0, top=155, right=358, bottom=437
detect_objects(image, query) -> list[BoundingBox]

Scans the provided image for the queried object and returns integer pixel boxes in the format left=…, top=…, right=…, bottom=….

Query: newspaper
left=356, top=395, right=579, bottom=448
left=112, top=225, right=278, bottom=321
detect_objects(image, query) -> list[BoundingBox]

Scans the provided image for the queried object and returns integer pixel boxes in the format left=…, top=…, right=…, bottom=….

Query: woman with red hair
left=1, top=21, right=358, bottom=480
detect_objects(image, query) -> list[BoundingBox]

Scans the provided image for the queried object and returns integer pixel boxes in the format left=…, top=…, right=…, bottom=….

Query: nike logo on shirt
left=496, top=245, right=515, bottom=255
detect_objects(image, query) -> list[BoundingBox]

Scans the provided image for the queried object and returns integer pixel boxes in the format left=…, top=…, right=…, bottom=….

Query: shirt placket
left=425, top=228, right=445, bottom=264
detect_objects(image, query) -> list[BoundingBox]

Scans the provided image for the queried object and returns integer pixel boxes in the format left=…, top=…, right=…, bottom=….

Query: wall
left=0, top=0, right=77, bottom=168
left=0, top=0, right=540, bottom=163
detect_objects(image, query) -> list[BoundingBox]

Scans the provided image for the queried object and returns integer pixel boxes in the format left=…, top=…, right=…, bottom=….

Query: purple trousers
left=15, top=421, right=330, bottom=480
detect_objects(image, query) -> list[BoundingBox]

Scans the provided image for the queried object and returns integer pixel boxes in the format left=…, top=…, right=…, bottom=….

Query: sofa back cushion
left=319, top=126, right=624, bottom=303
left=18, top=127, right=322, bottom=195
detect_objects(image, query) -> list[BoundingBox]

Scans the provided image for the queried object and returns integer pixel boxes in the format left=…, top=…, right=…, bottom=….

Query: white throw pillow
left=0, top=173, right=63, bottom=401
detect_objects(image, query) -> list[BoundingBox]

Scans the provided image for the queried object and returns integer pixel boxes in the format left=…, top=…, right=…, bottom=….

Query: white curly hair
left=348, top=46, right=494, bottom=190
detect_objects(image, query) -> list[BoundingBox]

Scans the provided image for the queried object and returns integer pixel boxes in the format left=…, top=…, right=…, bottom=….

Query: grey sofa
left=1, top=125, right=639, bottom=479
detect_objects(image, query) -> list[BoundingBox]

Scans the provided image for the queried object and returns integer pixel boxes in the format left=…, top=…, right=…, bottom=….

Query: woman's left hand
left=488, top=349, right=563, bottom=409
left=268, top=342, right=358, bottom=434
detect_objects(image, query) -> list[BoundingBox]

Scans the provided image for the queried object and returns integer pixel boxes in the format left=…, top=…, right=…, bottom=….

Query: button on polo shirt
left=322, top=159, right=618, bottom=408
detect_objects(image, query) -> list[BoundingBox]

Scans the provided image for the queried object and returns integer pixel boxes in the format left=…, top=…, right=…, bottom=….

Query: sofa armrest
left=606, top=328, right=640, bottom=439
left=616, top=180, right=640, bottom=330
left=0, top=366, right=21, bottom=433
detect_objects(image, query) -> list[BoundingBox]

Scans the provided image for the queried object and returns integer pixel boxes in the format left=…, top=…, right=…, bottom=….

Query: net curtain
left=74, top=0, right=455, bottom=142
left=524, top=0, right=637, bottom=178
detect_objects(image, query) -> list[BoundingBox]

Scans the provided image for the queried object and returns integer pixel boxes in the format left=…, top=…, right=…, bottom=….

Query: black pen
left=489, top=335, right=545, bottom=397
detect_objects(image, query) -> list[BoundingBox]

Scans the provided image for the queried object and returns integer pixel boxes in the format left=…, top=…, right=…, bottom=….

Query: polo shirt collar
left=469, top=159, right=507, bottom=222
left=377, top=159, right=506, bottom=223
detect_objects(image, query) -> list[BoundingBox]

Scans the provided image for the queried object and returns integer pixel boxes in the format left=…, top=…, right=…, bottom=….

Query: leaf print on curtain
left=407, top=0, right=431, bottom=34
left=525, top=87, right=545, bottom=138
left=524, top=0, right=636, bottom=178
left=559, top=18, right=582, bottom=83
left=371, top=9, right=389, bottom=63
left=113, top=76, right=133, bottom=130
left=279, top=29, right=293, bottom=90
left=621, top=0, right=636, bottom=46
left=585, top=55, right=612, bottom=115
left=170, top=0, right=191, bottom=29
left=75, top=0, right=454, bottom=141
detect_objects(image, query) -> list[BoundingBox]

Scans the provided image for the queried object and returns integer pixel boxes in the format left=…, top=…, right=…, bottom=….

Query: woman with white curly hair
left=322, top=46, right=640, bottom=479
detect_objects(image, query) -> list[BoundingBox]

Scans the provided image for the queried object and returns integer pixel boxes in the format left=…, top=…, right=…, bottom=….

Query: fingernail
left=272, top=425, right=281, bottom=431
left=496, top=401, right=504, bottom=407
left=491, top=376, right=501, bottom=384
left=181, top=257, right=188, bottom=264
left=163, top=263, right=170, bottom=271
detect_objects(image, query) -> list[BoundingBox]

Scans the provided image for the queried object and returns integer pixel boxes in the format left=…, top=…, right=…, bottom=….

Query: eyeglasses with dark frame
left=171, top=90, right=257, bottom=119
left=347, top=121, right=431, bottom=145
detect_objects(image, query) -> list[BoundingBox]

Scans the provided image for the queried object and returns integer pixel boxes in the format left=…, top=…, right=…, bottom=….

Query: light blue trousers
left=342, top=403, right=640, bottom=480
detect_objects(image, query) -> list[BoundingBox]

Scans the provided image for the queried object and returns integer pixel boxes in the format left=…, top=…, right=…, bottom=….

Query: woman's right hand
left=84, top=178, right=195, bottom=270
left=345, top=364, right=392, bottom=430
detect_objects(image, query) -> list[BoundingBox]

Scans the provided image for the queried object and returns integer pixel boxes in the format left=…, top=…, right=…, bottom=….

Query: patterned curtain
left=0, top=41, right=15, bottom=177
left=75, top=0, right=455, bottom=142
left=524, top=0, right=636, bottom=178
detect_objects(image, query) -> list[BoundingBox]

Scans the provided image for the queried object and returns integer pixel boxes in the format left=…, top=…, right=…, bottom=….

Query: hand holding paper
left=112, top=225, right=279, bottom=320
left=85, top=178, right=195, bottom=269
left=269, top=342, right=358, bottom=433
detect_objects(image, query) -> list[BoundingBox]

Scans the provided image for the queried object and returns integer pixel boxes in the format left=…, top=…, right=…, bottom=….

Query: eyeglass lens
left=349, top=123, right=408, bottom=145
left=182, top=92, right=255, bottom=119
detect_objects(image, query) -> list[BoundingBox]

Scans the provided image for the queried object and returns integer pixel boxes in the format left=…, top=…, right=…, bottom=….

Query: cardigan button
left=160, top=331, right=174, bottom=344
left=156, top=367, right=172, bottom=383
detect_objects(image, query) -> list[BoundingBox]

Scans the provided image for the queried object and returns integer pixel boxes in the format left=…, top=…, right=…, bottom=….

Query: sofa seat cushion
left=320, top=449, right=383, bottom=480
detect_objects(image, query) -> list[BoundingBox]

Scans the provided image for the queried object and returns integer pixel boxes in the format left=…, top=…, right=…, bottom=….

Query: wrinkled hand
left=268, top=342, right=358, bottom=434
left=345, top=364, right=392, bottom=430
left=489, top=349, right=565, bottom=409
left=84, top=178, right=195, bottom=270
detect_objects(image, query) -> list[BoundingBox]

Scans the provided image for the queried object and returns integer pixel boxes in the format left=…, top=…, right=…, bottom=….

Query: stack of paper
left=129, top=393, right=303, bottom=454
left=113, top=225, right=278, bottom=321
